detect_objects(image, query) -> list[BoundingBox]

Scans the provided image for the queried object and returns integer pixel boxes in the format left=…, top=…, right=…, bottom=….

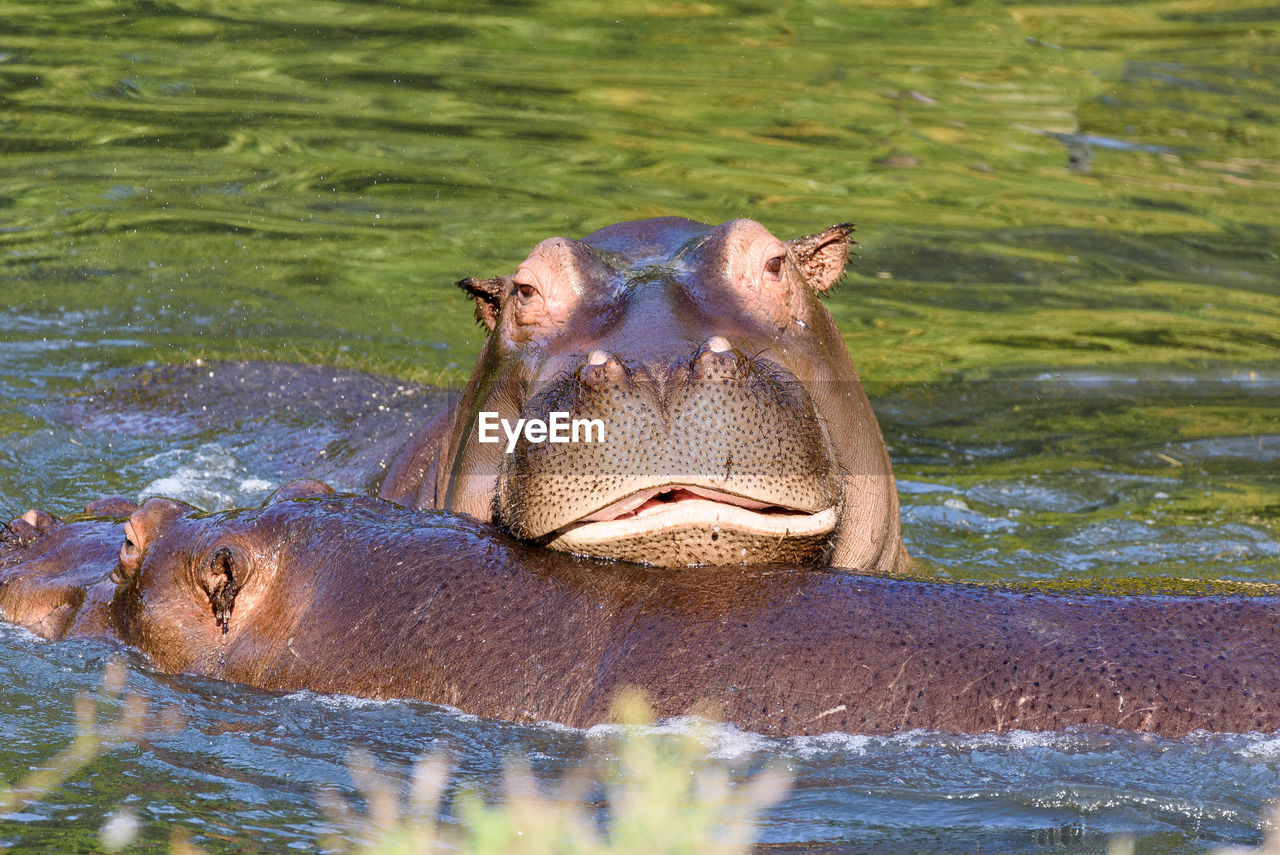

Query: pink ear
left=5, top=509, right=56, bottom=543
left=20, top=509, right=58, bottom=531
left=786, top=223, right=854, bottom=293
left=117, top=497, right=192, bottom=578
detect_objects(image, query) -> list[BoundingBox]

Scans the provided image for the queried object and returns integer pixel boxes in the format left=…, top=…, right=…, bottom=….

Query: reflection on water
left=886, top=369, right=1280, bottom=582
left=2, top=0, right=1279, bottom=851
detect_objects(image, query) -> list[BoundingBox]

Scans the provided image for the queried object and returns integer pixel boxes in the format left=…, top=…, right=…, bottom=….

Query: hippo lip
left=578, top=485, right=791, bottom=521
left=550, top=485, right=839, bottom=545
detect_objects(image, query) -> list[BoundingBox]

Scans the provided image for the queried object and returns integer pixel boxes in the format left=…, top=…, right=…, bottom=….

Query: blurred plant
left=319, top=689, right=789, bottom=855
left=14, top=671, right=1280, bottom=855
left=1109, top=834, right=1134, bottom=855
left=4, top=671, right=783, bottom=854
left=0, top=659, right=183, bottom=853
left=0, top=661, right=143, bottom=815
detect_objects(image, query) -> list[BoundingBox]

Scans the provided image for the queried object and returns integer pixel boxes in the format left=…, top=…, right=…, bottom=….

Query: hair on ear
left=456, top=276, right=508, bottom=331
left=208, top=546, right=240, bottom=635
left=786, top=223, right=855, bottom=294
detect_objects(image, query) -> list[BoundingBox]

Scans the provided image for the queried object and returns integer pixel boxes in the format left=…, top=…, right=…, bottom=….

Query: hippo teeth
left=579, top=486, right=786, bottom=523
left=550, top=489, right=839, bottom=562
left=553, top=485, right=838, bottom=552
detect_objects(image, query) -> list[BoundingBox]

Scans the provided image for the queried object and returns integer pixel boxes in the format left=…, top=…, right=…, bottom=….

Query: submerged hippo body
left=379, top=218, right=908, bottom=572
left=4, top=490, right=1277, bottom=738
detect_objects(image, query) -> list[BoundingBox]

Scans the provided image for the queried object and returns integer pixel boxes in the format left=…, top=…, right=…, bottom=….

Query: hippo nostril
left=693, top=336, right=738, bottom=369
left=688, top=336, right=741, bottom=383
left=579, top=351, right=625, bottom=389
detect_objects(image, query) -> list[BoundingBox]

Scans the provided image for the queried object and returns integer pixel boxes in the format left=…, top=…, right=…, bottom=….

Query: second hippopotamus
left=5, top=486, right=1279, bottom=738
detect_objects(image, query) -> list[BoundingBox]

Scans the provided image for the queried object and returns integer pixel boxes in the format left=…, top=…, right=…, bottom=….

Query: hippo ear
left=200, top=546, right=241, bottom=635
left=4, top=509, right=59, bottom=546
left=786, top=223, right=854, bottom=294
left=456, top=276, right=509, bottom=331
left=114, top=497, right=192, bottom=583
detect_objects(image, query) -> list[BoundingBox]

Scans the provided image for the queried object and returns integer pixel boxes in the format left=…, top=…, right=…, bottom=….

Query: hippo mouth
left=546, top=485, right=838, bottom=567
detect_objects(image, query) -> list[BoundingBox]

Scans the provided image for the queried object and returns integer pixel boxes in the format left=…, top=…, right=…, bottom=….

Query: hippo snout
left=494, top=341, right=843, bottom=567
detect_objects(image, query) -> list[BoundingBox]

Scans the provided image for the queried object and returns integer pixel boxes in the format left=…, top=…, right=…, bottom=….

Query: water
left=2, top=0, right=1278, bottom=850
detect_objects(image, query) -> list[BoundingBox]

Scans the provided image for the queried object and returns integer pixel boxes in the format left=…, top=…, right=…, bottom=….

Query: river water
left=1, top=0, right=1278, bottom=851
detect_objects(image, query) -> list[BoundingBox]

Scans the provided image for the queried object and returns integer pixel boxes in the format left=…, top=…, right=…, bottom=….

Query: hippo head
left=110, top=497, right=246, bottom=670
left=0, top=500, right=145, bottom=641
left=434, top=218, right=907, bottom=572
left=110, top=482, right=344, bottom=667
left=109, top=484, right=338, bottom=671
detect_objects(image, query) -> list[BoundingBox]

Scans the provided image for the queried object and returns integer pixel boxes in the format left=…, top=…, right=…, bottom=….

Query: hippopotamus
left=4, top=487, right=1278, bottom=737
left=372, top=217, right=908, bottom=571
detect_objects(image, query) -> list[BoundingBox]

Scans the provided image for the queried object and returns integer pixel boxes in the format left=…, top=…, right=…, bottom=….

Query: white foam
left=280, top=690, right=408, bottom=711
left=1236, top=736, right=1280, bottom=760
left=780, top=727, right=1102, bottom=757
left=963, top=728, right=1092, bottom=751
left=787, top=731, right=874, bottom=758
left=138, top=443, right=276, bottom=510
left=583, top=716, right=774, bottom=761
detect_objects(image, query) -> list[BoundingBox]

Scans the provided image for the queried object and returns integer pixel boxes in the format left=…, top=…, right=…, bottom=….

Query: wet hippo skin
left=3, top=489, right=1276, bottom=738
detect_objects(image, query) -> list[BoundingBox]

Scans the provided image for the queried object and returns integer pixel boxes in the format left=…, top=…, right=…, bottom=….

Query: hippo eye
left=764, top=255, right=784, bottom=275
left=512, top=277, right=551, bottom=330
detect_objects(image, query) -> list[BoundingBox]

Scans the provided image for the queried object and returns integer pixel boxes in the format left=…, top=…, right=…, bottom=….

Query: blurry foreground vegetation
left=7, top=666, right=1280, bottom=853
left=2, top=672, right=786, bottom=854
left=310, top=692, right=788, bottom=855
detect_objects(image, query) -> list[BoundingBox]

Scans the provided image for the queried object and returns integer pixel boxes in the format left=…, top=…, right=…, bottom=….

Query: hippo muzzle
left=495, top=339, right=843, bottom=567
